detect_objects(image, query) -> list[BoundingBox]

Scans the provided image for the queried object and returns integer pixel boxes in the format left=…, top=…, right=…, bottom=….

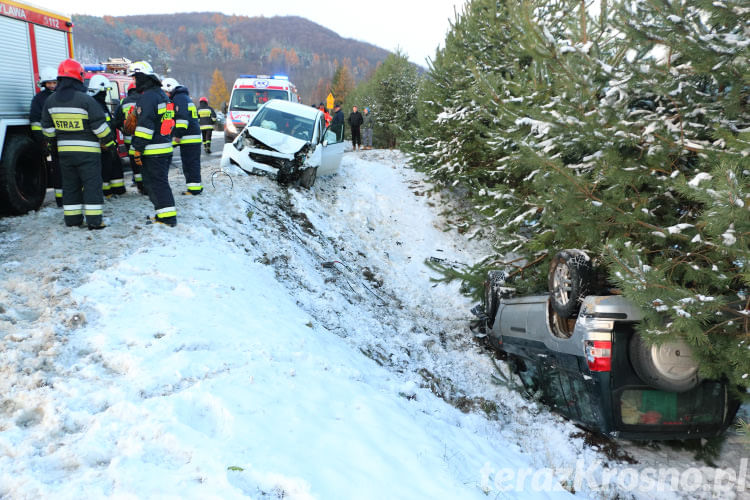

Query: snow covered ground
left=0, top=140, right=747, bottom=499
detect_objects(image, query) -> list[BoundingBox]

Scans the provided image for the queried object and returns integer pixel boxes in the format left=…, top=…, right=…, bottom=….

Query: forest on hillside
left=73, top=12, right=392, bottom=104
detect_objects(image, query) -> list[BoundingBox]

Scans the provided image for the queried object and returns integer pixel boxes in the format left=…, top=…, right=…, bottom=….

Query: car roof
left=262, top=99, right=321, bottom=120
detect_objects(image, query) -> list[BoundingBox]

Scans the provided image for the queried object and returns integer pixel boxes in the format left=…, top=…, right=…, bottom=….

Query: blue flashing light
left=239, top=74, right=257, bottom=78
left=84, top=64, right=106, bottom=72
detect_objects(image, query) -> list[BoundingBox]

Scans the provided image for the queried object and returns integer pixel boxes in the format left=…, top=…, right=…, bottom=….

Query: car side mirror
left=322, top=140, right=328, bottom=147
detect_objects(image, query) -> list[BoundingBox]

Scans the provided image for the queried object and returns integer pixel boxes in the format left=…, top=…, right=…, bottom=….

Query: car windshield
left=251, top=107, right=315, bottom=142
left=229, top=89, right=289, bottom=111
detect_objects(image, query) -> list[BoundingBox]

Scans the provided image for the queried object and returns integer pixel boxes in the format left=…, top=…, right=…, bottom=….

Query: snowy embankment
left=0, top=144, right=746, bottom=499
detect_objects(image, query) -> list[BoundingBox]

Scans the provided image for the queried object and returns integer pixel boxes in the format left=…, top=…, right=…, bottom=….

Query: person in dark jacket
left=348, top=105, right=364, bottom=151
left=113, top=81, right=145, bottom=193
left=129, top=60, right=177, bottom=227
left=330, top=104, right=345, bottom=142
left=87, top=74, right=126, bottom=196
left=197, top=97, right=216, bottom=153
left=362, top=107, right=373, bottom=150
left=163, top=78, right=203, bottom=195
left=41, top=59, right=114, bottom=229
left=30, top=66, right=62, bottom=206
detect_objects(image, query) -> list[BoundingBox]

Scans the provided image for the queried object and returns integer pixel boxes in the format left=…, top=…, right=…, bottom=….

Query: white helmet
left=127, top=60, right=155, bottom=76
left=162, top=77, right=179, bottom=94
left=38, top=66, right=57, bottom=87
left=87, top=74, right=112, bottom=96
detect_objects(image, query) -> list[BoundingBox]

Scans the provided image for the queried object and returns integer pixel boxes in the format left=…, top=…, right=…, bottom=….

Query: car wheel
left=0, top=135, right=46, bottom=215
left=548, top=250, right=594, bottom=318
left=298, top=166, right=317, bottom=189
left=629, top=333, right=699, bottom=392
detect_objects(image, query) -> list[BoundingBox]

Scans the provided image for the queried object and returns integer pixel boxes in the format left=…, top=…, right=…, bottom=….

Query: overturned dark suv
left=477, top=250, right=740, bottom=440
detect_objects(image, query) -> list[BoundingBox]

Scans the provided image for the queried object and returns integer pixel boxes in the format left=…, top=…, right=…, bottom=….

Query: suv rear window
left=618, top=382, right=726, bottom=426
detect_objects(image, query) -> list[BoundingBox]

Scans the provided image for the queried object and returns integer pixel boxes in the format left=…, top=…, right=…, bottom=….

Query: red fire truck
left=0, top=0, right=73, bottom=215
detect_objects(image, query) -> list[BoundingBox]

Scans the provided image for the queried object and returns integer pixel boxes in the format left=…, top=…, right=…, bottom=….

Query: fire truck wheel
left=0, top=135, right=46, bottom=215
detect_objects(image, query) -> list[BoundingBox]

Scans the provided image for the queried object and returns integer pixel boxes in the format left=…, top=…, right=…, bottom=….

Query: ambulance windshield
left=229, top=89, right=289, bottom=111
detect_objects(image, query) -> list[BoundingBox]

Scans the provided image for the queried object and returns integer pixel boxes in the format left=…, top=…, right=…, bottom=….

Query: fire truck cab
left=0, top=0, right=73, bottom=215
left=224, top=75, right=299, bottom=143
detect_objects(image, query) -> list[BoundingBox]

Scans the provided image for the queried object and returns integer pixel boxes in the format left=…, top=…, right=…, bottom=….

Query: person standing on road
left=30, top=66, right=63, bottom=207
left=129, top=61, right=177, bottom=227
left=163, top=78, right=203, bottom=195
left=87, top=74, right=127, bottom=197
left=348, top=105, right=363, bottom=151
left=362, top=107, right=373, bottom=150
left=198, top=97, right=217, bottom=154
left=331, top=103, right=344, bottom=142
left=113, top=81, right=145, bottom=194
left=318, top=103, right=331, bottom=127
left=41, top=59, right=114, bottom=230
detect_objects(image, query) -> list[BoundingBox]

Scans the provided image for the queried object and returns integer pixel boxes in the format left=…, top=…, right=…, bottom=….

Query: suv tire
left=548, top=250, right=594, bottom=318
left=629, top=333, right=700, bottom=393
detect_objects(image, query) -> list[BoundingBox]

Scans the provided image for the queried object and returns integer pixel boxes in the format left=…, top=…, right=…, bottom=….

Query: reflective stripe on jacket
left=131, top=87, right=174, bottom=157
left=40, top=82, right=113, bottom=156
left=171, top=86, right=201, bottom=143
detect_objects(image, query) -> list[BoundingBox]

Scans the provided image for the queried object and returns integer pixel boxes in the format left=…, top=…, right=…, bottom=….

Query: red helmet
left=57, top=58, right=84, bottom=82
left=127, top=81, right=136, bottom=92
left=199, top=96, right=208, bottom=103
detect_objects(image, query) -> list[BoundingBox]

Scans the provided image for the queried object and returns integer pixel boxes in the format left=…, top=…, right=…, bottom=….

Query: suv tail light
left=585, top=340, right=612, bottom=372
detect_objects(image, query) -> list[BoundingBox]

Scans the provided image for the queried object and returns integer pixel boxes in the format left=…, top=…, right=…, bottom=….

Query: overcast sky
left=31, top=0, right=469, bottom=66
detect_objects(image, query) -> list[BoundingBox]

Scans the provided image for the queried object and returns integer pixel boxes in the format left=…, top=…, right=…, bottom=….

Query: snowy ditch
left=0, top=146, right=746, bottom=498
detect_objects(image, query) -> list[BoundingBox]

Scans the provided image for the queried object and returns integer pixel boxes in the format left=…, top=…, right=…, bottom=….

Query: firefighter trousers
left=201, top=129, right=212, bottom=152
left=141, top=154, right=177, bottom=225
left=45, top=151, right=63, bottom=207
left=101, top=149, right=125, bottom=196
left=107, top=149, right=126, bottom=195
left=60, top=153, right=103, bottom=227
left=179, top=142, right=203, bottom=194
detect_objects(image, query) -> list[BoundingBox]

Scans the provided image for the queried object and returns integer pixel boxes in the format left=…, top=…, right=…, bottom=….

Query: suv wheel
left=548, top=250, right=594, bottom=318
left=629, top=333, right=699, bottom=392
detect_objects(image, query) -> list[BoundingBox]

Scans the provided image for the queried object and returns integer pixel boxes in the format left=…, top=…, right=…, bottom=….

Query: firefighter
left=113, top=81, right=145, bottom=193
left=29, top=66, right=62, bottom=207
left=197, top=97, right=216, bottom=153
left=41, top=58, right=114, bottom=230
left=87, top=74, right=126, bottom=197
left=162, top=78, right=202, bottom=195
left=128, top=61, right=177, bottom=227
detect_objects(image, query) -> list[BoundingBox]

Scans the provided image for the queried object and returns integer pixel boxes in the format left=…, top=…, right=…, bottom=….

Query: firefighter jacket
left=198, top=102, right=217, bottom=130
left=171, top=86, right=201, bottom=145
left=132, top=87, right=174, bottom=157
left=29, top=88, right=54, bottom=144
left=113, top=90, right=139, bottom=146
left=40, top=79, right=115, bottom=156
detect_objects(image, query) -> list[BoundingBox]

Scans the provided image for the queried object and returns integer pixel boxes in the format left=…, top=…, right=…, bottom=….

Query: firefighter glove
left=132, top=150, right=143, bottom=167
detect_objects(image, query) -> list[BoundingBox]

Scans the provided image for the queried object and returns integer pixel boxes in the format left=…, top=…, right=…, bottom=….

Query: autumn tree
left=330, top=64, right=355, bottom=104
left=208, top=69, right=229, bottom=110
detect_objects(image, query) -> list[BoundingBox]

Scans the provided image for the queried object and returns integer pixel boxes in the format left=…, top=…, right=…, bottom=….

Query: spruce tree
left=410, top=0, right=750, bottom=390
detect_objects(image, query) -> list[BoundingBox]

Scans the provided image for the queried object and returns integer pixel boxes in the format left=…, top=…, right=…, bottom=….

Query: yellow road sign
left=326, top=93, right=335, bottom=110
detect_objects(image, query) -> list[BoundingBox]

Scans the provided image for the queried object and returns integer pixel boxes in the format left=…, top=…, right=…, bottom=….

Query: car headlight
left=226, top=121, right=237, bottom=134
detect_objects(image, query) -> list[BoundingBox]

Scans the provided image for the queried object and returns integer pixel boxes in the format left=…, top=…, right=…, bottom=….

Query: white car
left=220, top=100, right=345, bottom=188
